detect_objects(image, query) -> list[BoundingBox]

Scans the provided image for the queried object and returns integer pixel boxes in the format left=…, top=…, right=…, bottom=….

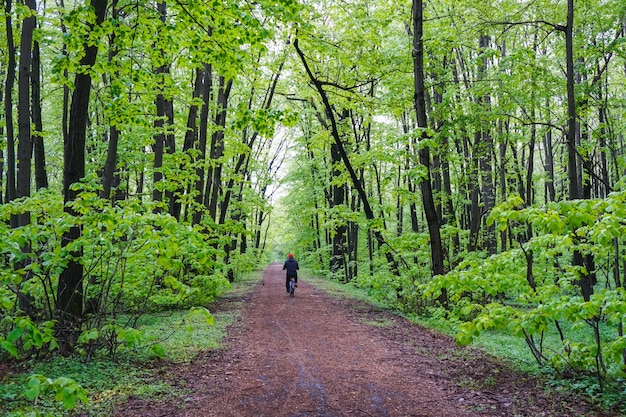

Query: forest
left=1, top=0, right=626, bottom=414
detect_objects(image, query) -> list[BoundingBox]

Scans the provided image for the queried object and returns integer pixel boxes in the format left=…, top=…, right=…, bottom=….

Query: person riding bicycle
left=283, top=253, right=299, bottom=294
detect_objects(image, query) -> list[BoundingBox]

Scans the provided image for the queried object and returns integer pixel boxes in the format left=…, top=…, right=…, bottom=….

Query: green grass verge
left=0, top=269, right=263, bottom=417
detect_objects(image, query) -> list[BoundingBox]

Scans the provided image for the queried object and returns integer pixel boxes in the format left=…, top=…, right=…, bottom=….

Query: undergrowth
left=0, top=270, right=262, bottom=417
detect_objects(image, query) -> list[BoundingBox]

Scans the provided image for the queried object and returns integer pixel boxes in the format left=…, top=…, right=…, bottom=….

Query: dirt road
left=114, top=263, right=616, bottom=417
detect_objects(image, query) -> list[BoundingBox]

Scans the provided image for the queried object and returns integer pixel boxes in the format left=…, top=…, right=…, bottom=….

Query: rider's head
left=288, top=253, right=293, bottom=259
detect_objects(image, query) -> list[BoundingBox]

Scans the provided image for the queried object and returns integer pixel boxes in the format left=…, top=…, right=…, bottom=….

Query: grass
left=0, top=269, right=263, bottom=417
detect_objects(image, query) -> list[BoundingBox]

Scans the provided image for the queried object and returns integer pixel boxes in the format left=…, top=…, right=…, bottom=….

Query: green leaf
left=1, top=340, right=18, bottom=358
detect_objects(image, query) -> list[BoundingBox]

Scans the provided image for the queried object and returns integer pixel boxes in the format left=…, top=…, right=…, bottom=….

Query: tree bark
left=57, top=0, right=108, bottom=354
left=16, top=0, right=36, bottom=227
left=205, top=76, right=232, bottom=221
left=192, top=63, right=212, bottom=225
left=564, top=0, right=593, bottom=302
left=101, top=5, right=121, bottom=201
left=153, top=1, right=176, bottom=211
left=412, top=0, right=446, bottom=282
left=32, top=38, right=48, bottom=190
left=4, top=0, right=17, bottom=208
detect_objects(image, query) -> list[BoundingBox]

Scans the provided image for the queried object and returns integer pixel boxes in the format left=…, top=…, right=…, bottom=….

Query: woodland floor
left=111, top=263, right=621, bottom=417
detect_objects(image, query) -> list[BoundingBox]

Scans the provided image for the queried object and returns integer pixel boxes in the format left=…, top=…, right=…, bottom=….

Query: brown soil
left=112, top=263, right=619, bottom=417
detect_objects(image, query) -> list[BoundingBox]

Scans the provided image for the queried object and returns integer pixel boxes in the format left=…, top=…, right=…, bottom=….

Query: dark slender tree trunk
left=564, top=0, right=593, bottom=302
left=565, top=1, right=579, bottom=200
left=57, top=0, right=108, bottom=355
left=219, top=60, right=283, bottom=225
left=498, top=119, right=508, bottom=251
left=477, top=35, right=496, bottom=254
left=598, top=105, right=609, bottom=198
left=16, top=0, right=36, bottom=225
left=401, top=113, right=420, bottom=233
left=412, top=0, right=445, bottom=284
left=192, top=63, right=212, bottom=225
left=153, top=1, right=175, bottom=211
left=468, top=132, right=481, bottom=251
left=101, top=7, right=121, bottom=201
left=32, top=39, right=48, bottom=190
left=15, top=0, right=37, bottom=315
left=543, top=117, right=556, bottom=202
left=205, top=77, right=232, bottom=221
left=330, top=139, right=347, bottom=275
left=175, top=67, right=204, bottom=220
left=4, top=0, right=17, bottom=208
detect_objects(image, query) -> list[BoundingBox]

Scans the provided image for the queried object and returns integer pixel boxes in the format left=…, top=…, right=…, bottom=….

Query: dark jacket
left=283, top=258, right=299, bottom=277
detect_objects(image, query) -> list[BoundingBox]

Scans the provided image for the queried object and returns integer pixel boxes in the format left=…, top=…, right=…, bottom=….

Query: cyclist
left=283, top=253, right=299, bottom=294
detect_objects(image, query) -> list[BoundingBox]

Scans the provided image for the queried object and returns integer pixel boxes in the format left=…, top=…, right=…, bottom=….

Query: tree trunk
left=101, top=10, right=121, bottom=201
left=219, top=59, right=283, bottom=225
left=153, top=1, right=175, bottom=211
left=401, top=113, right=420, bottom=233
left=468, top=132, right=481, bottom=251
left=564, top=0, right=593, bottom=302
left=330, top=140, right=347, bottom=275
left=205, top=76, right=232, bottom=221
left=16, top=0, right=36, bottom=226
left=412, top=0, right=445, bottom=283
left=192, top=63, right=212, bottom=225
left=32, top=39, right=48, bottom=190
left=57, top=0, right=108, bottom=354
left=4, top=0, right=17, bottom=208
left=175, top=67, right=204, bottom=220
left=543, top=101, right=556, bottom=203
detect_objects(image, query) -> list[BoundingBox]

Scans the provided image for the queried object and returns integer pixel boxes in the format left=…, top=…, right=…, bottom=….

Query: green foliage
left=0, top=187, right=230, bottom=361
left=24, top=374, right=87, bottom=411
left=0, top=317, right=57, bottom=359
left=0, top=373, right=87, bottom=417
left=420, top=192, right=626, bottom=386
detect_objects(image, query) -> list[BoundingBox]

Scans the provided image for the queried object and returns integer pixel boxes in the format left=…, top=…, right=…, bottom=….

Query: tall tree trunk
left=57, top=0, right=108, bottom=354
left=175, top=67, right=205, bottom=221
left=468, top=132, right=481, bottom=251
left=412, top=0, right=445, bottom=283
left=32, top=39, right=48, bottom=190
left=330, top=138, right=347, bottom=275
left=15, top=0, right=37, bottom=315
left=543, top=100, right=556, bottom=203
left=192, top=63, right=212, bottom=225
left=498, top=119, right=507, bottom=251
left=564, top=0, right=593, bottom=301
left=565, top=1, right=579, bottom=201
left=16, top=0, right=36, bottom=226
left=598, top=105, right=609, bottom=198
left=153, top=1, right=175, bottom=211
left=101, top=5, right=121, bottom=201
left=477, top=34, right=496, bottom=255
left=4, top=0, right=17, bottom=208
left=401, top=113, right=419, bottom=233
left=219, top=59, right=283, bottom=225
left=205, top=76, right=232, bottom=221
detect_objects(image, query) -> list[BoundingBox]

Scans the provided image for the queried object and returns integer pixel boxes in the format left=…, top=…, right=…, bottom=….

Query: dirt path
left=114, top=263, right=617, bottom=417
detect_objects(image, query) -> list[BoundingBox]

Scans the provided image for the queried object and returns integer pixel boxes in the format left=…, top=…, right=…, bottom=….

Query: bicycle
left=288, top=277, right=297, bottom=297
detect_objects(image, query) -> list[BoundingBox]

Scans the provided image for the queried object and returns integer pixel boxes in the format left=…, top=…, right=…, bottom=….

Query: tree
left=411, top=0, right=445, bottom=284
left=57, top=0, right=108, bottom=353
